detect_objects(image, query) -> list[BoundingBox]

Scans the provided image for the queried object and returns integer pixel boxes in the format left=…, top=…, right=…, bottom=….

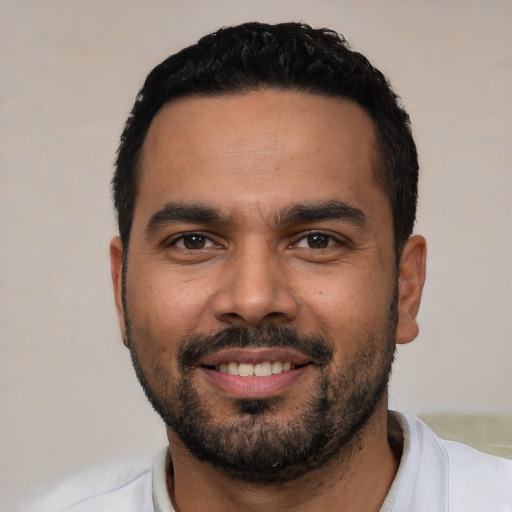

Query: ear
left=110, top=236, right=128, bottom=347
left=396, top=235, right=427, bottom=345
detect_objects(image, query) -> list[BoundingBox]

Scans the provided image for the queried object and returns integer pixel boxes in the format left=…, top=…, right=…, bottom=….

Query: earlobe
left=395, top=235, right=427, bottom=345
left=110, top=236, right=128, bottom=347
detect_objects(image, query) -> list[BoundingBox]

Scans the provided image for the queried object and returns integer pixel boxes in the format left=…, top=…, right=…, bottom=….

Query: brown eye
left=306, top=234, right=332, bottom=249
left=174, top=233, right=214, bottom=250
left=184, top=234, right=205, bottom=249
left=294, top=233, right=338, bottom=249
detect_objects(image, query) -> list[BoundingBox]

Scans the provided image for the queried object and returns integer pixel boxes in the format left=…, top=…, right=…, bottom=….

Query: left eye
left=172, top=233, right=216, bottom=250
left=295, top=233, right=337, bottom=249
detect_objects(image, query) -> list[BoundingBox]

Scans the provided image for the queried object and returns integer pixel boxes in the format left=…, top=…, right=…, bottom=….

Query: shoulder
left=442, top=437, right=512, bottom=510
left=400, top=413, right=512, bottom=511
left=25, top=460, right=153, bottom=512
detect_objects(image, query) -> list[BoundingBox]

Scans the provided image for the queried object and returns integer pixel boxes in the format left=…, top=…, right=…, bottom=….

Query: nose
left=212, top=244, right=298, bottom=328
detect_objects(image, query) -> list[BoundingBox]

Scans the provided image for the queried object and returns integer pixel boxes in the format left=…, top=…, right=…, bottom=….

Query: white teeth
left=216, top=361, right=295, bottom=377
left=254, top=361, right=272, bottom=377
left=238, top=363, right=254, bottom=377
left=227, top=362, right=239, bottom=375
left=271, top=361, right=283, bottom=374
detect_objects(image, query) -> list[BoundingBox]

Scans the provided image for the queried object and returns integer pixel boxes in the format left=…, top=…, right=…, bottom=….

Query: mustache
left=178, top=325, right=333, bottom=369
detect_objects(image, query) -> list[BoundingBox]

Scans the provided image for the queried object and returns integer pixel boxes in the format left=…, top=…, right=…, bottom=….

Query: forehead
left=135, top=90, right=389, bottom=229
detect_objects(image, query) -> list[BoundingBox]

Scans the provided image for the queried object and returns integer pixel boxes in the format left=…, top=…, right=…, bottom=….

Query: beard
left=123, top=261, right=398, bottom=483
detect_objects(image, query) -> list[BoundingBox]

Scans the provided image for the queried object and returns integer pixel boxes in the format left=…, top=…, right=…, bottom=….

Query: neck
left=165, top=402, right=401, bottom=512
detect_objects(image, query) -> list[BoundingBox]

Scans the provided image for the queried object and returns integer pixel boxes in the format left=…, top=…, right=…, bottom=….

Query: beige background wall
left=1, top=0, right=511, bottom=508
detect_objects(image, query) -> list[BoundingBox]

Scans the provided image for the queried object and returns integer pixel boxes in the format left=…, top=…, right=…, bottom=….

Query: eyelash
left=292, top=231, right=343, bottom=250
left=166, top=231, right=345, bottom=251
left=167, top=232, right=218, bottom=250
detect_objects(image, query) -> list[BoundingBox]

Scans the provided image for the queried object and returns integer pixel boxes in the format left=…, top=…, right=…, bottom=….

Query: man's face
left=111, top=90, right=422, bottom=481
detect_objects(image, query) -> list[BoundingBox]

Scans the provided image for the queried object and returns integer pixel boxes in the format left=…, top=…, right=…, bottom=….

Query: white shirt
left=30, top=413, right=512, bottom=512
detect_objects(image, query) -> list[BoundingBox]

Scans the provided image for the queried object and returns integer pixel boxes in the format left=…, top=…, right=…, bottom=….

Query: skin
left=110, top=90, right=426, bottom=511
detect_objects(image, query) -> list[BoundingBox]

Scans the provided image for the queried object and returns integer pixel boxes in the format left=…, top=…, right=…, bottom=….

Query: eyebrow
left=275, top=200, right=367, bottom=228
left=144, top=199, right=367, bottom=236
left=145, top=202, right=227, bottom=236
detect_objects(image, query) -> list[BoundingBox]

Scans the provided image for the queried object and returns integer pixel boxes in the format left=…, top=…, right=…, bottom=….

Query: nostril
left=224, top=312, right=244, bottom=320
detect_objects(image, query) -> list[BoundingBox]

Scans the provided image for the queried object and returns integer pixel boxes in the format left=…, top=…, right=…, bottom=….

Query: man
left=37, top=22, right=511, bottom=512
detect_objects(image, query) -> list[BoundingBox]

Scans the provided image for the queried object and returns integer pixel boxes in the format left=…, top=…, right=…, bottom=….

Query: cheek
left=297, top=266, right=395, bottom=341
left=126, top=263, right=215, bottom=346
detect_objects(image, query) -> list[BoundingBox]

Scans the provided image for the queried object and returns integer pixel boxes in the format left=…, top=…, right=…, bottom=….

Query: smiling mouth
left=203, top=361, right=311, bottom=377
left=198, top=351, right=314, bottom=397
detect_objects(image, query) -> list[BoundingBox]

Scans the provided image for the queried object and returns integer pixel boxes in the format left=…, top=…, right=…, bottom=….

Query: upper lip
left=199, top=347, right=312, bottom=367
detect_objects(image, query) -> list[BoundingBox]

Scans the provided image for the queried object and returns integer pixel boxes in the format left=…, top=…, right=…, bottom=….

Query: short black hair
left=114, top=21, right=418, bottom=254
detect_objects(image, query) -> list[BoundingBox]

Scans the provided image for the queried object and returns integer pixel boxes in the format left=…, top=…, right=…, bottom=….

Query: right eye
left=171, top=233, right=217, bottom=250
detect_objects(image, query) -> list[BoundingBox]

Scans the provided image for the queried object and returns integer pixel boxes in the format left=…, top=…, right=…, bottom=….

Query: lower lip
left=199, top=365, right=311, bottom=398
